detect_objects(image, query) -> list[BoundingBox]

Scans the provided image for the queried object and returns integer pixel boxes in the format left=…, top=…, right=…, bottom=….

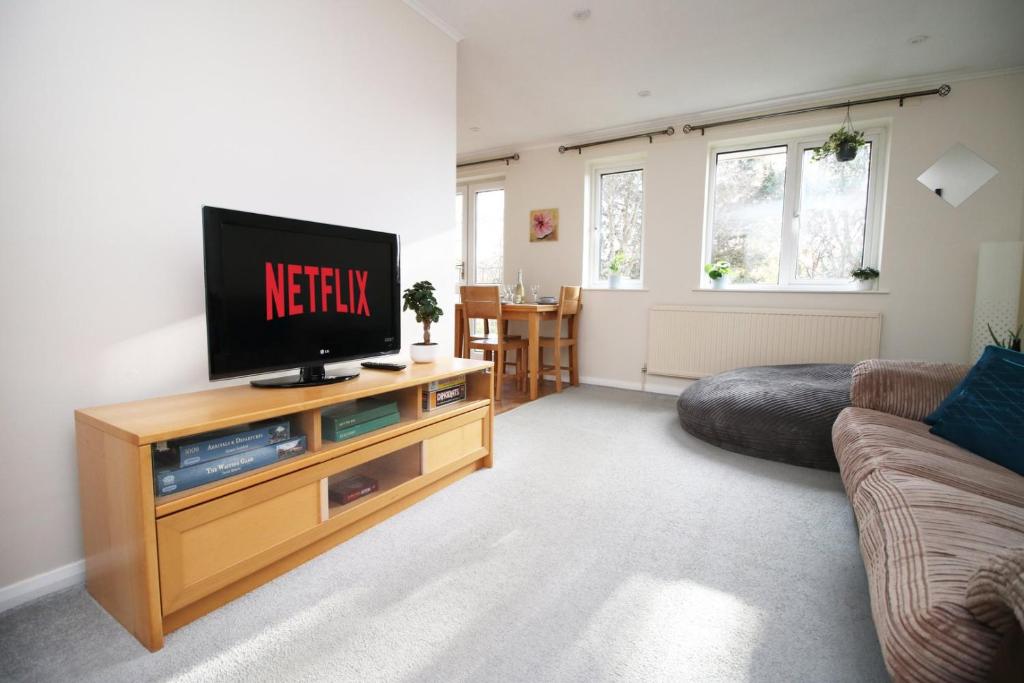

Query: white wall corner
left=0, top=560, right=85, bottom=614
left=402, top=0, right=463, bottom=41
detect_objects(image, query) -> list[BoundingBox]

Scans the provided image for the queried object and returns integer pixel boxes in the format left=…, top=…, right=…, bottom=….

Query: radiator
left=646, top=306, right=882, bottom=378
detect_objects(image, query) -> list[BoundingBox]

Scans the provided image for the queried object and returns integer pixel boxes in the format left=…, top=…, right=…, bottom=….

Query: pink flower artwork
left=529, top=208, right=559, bottom=242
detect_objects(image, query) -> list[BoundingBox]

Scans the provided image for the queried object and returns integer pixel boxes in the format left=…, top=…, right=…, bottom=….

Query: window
left=587, top=161, right=645, bottom=287
left=704, top=129, right=884, bottom=289
left=455, top=180, right=505, bottom=285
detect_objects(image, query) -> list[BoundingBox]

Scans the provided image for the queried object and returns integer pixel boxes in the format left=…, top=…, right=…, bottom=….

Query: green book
left=322, top=398, right=399, bottom=433
left=325, top=410, right=400, bottom=442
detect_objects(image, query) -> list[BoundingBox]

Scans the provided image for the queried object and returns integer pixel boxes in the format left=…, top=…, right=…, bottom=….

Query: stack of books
left=322, top=398, right=400, bottom=442
left=422, top=374, right=467, bottom=411
left=153, top=419, right=306, bottom=496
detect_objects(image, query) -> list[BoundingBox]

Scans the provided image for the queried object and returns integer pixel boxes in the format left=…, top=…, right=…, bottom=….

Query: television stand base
left=250, top=364, right=359, bottom=388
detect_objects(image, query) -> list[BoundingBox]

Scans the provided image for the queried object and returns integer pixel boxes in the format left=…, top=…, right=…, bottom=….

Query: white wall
left=463, top=73, right=1024, bottom=392
left=0, top=0, right=457, bottom=594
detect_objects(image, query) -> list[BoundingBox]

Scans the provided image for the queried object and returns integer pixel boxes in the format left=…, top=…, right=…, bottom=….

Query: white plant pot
left=608, top=273, right=622, bottom=289
left=410, top=343, right=439, bottom=363
left=711, top=277, right=727, bottom=289
left=855, top=279, right=875, bottom=291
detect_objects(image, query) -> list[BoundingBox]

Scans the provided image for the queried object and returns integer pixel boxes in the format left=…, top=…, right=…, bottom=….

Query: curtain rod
left=559, top=126, right=675, bottom=154
left=682, top=84, right=951, bottom=135
left=456, top=153, right=519, bottom=169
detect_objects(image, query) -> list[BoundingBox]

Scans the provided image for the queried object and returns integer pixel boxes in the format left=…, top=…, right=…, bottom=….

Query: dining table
left=453, top=302, right=560, bottom=401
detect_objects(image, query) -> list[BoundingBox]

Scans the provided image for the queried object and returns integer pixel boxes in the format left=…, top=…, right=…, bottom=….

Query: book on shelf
left=157, top=419, right=291, bottom=468
left=154, top=435, right=307, bottom=496
left=422, top=375, right=467, bottom=411
left=323, top=410, right=400, bottom=442
left=327, top=474, right=379, bottom=506
left=322, top=398, right=399, bottom=433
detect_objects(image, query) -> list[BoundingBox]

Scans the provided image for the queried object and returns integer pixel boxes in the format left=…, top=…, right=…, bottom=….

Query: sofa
left=832, top=360, right=1024, bottom=682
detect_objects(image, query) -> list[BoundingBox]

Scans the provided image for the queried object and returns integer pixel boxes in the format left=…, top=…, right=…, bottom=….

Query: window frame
left=586, top=159, right=647, bottom=289
left=701, top=127, right=887, bottom=290
left=456, top=178, right=505, bottom=285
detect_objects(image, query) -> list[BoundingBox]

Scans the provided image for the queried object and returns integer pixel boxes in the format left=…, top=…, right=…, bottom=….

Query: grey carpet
left=677, top=364, right=853, bottom=471
left=0, top=385, right=887, bottom=682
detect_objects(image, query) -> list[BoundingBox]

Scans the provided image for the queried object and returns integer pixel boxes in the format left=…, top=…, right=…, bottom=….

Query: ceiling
left=410, top=0, right=1024, bottom=158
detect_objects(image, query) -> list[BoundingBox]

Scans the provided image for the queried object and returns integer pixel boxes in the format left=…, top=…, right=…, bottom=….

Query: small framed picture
left=529, top=208, right=558, bottom=242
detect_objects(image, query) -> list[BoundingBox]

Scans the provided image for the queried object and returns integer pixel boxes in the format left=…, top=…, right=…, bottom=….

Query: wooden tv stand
left=75, top=357, right=493, bottom=651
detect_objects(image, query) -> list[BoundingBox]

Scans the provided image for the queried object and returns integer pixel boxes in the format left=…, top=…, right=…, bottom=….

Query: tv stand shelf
left=75, top=357, right=493, bottom=651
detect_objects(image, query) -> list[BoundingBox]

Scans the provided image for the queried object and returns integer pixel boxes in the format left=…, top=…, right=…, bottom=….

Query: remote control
left=361, top=361, right=407, bottom=371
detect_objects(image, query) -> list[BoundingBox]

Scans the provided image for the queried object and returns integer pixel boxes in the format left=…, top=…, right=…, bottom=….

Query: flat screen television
left=202, top=206, right=401, bottom=387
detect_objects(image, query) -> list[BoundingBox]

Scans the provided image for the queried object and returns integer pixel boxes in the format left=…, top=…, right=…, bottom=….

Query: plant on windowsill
left=704, top=260, right=731, bottom=289
left=608, top=250, right=626, bottom=289
left=851, top=266, right=880, bottom=291
left=402, top=280, right=443, bottom=363
left=988, top=323, right=1023, bottom=352
left=812, top=106, right=866, bottom=162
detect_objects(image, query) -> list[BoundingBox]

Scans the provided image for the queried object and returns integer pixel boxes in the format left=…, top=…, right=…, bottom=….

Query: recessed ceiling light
left=637, top=89, right=652, bottom=98
left=908, top=34, right=929, bottom=45
left=572, top=9, right=591, bottom=21
left=469, top=126, right=481, bottom=133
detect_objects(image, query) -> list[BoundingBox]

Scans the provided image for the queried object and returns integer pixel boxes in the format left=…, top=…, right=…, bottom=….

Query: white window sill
left=584, top=286, right=650, bottom=292
left=693, top=287, right=889, bottom=294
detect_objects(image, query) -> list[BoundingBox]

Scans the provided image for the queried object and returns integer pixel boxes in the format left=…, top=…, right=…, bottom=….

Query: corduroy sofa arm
left=966, top=548, right=1024, bottom=636
left=850, top=359, right=968, bottom=422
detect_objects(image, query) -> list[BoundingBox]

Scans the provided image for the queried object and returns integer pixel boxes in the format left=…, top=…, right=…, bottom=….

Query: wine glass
left=501, top=284, right=513, bottom=302
left=530, top=285, right=540, bottom=303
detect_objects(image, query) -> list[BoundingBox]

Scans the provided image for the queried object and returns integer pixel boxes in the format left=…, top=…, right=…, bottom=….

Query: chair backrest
left=460, top=285, right=502, bottom=324
left=556, top=285, right=582, bottom=339
left=558, top=285, right=582, bottom=317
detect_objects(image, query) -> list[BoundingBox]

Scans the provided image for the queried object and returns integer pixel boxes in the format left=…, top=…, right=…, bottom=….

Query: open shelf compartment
left=320, top=443, right=422, bottom=520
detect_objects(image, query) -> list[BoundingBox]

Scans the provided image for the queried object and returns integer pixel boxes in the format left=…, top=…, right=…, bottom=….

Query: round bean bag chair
left=676, top=363, right=853, bottom=471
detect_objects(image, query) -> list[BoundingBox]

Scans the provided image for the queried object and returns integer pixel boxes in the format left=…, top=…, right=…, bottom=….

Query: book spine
left=322, top=403, right=397, bottom=432
left=155, top=436, right=306, bottom=496
left=426, top=375, right=466, bottom=392
left=325, top=411, right=400, bottom=442
left=176, top=420, right=291, bottom=467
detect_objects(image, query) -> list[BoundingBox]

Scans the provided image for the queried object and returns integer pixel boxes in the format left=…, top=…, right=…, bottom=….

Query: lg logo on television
left=319, top=349, right=330, bottom=356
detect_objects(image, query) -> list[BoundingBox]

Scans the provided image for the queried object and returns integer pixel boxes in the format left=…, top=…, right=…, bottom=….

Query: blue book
left=168, top=419, right=291, bottom=467
left=155, top=435, right=306, bottom=496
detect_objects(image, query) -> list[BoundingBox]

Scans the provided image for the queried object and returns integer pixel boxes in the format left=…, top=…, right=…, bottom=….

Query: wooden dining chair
left=459, top=285, right=527, bottom=400
left=538, top=286, right=582, bottom=392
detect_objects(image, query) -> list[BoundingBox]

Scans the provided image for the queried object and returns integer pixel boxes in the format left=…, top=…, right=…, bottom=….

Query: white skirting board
left=0, top=560, right=85, bottom=614
left=971, top=242, right=1024, bottom=360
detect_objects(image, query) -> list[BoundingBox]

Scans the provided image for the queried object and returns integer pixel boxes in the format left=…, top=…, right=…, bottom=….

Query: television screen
left=203, top=207, right=400, bottom=382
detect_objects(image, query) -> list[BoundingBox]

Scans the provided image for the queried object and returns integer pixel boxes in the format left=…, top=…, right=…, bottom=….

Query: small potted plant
left=608, top=250, right=626, bottom=289
left=988, top=323, right=1023, bottom=352
left=813, top=124, right=866, bottom=162
left=704, top=260, right=731, bottom=289
left=851, top=266, right=880, bottom=291
left=402, top=280, right=443, bottom=363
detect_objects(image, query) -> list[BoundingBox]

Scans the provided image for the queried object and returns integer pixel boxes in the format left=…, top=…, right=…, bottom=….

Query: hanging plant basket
left=812, top=105, right=866, bottom=163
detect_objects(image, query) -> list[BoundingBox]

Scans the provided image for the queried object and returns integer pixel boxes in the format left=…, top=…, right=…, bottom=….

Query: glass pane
left=598, top=169, right=643, bottom=280
left=796, top=143, right=871, bottom=281
left=710, top=146, right=787, bottom=285
left=474, top=189, right=504, bottom=284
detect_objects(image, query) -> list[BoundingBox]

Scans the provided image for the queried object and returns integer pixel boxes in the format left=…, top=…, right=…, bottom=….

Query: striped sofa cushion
left=852, top=469, right=1024, bottom=682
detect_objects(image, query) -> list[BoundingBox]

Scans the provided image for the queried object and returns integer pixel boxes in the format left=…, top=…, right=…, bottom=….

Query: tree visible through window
left=706, top=132, right=881, bottom=288
left=593, top=166, right=644, bottom=283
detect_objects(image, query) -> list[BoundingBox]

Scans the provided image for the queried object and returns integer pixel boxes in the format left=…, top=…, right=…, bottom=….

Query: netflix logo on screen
left=265, top=262, right=371, bottom=320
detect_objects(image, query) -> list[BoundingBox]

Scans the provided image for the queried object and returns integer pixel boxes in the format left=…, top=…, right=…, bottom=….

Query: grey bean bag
left=676, top=364, right=853, bottom=471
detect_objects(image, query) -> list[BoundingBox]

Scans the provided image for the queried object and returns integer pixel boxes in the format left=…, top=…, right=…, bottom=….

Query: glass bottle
left=514, top=269, right=525, bottom=304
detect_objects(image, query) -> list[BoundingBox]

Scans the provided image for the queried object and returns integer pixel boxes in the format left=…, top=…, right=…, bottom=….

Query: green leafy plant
left=987, top=323, right=1023, bottom=351
left=609, top=250, right=627, bottom=275
left=402, top=281, right=443, bottom=344
left=850, top=266, right=880, bottom=281
left=703, top=260, right=731, bottom=281
left=812, top=126, right=866, bottom=162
